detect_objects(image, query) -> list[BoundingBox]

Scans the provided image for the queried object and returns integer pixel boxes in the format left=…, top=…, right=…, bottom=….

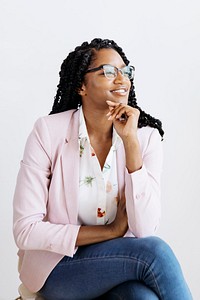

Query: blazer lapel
left=61, top=110, right=80, bottom=224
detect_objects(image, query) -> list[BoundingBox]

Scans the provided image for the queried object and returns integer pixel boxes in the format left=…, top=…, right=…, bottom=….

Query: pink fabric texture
left=13, top=109, right=163, bottom=292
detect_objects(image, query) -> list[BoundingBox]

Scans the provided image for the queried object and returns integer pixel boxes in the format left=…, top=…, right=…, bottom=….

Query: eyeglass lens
left=103, top=65, right=134, bottom=79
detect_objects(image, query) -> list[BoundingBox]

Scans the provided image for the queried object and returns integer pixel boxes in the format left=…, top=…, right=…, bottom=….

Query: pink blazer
left=13, top=109, right=163, bottom=292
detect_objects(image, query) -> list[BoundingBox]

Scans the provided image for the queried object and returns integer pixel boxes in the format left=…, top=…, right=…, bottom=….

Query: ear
left=78, top=84, right=87, bottom=96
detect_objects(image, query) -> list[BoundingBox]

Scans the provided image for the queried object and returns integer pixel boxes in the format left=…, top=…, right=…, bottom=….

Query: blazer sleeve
left=125, top=128, right=163, bottom=237
left=13, top=117, right=80, bottom=257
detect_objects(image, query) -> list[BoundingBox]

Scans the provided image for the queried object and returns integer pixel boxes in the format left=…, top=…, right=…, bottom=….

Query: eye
left=106, top=70, right=114, bottom=75
left=123, top=67, right=130, bottom=76
left=104, top=67, right=115, bottom=78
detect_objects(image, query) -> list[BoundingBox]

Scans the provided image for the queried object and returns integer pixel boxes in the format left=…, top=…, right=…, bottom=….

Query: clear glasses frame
left=86, top=64, right=135, bottom=80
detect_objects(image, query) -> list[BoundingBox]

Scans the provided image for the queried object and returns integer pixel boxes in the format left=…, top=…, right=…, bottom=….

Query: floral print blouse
left=78, top=107, right=122, bottom=226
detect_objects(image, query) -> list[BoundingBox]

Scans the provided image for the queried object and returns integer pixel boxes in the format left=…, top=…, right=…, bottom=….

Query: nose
left=114, top=69, right=125, bottom=83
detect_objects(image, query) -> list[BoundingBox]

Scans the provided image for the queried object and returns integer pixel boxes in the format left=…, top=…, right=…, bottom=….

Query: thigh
left=39, top=237, right=151, bottom=299
left=39, top=237, right=155, bottom=299
left=39, top=237, right=192, bottom=300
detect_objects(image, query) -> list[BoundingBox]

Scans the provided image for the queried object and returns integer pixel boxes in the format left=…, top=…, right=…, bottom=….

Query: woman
left=13, top=38, right=192, bottom=299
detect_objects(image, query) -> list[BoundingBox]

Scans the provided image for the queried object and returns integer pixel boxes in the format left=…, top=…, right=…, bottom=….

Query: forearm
left=124, top=129, right=163, bottom=237
left=122, top=135, right=143, bottom=173
left=76, top=197, right=128, bottom=247
left=125, top=167, right=161, bottom=237
left=76, top=224, right=118, bottom=247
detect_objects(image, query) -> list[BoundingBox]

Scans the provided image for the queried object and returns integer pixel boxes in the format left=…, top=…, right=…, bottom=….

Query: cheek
left=90, top=81, right=110, bottom=96
left=91, top=80, right=106, bottom=89
left=127, top=80, right=131, bottom=90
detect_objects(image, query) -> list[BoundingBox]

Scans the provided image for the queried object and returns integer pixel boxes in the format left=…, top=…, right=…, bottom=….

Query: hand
left=108, top=193, right=128, bottom=237
left=106, top=100, right=140, bottom=140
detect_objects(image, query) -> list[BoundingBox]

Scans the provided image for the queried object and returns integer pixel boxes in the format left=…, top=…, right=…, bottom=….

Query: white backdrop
left=0, top=0, right=199, bottom=299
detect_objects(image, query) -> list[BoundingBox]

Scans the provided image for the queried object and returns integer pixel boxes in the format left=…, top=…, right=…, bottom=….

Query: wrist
left=107, top=223, right=120, bottom=239
left=123, top=136, right=143, bottom=173
left=122, top=134, right=139, bottom=149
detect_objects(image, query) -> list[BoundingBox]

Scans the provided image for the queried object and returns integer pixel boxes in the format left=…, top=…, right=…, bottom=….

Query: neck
left=82, top=106, right=112, bottom=140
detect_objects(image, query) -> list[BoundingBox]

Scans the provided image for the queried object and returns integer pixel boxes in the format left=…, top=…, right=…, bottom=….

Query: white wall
left=0, top=0, right=199, bottom=299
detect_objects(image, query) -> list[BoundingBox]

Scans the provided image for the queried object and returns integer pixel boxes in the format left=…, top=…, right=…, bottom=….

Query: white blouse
left=78, top=107, right=122, bottom=226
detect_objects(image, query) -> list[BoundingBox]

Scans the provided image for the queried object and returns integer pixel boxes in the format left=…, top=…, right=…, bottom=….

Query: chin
left=115, top=98, right=128, bottom=104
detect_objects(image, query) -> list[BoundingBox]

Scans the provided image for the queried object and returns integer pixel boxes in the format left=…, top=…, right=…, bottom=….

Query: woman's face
left=80, top=48, right=131, bottom=111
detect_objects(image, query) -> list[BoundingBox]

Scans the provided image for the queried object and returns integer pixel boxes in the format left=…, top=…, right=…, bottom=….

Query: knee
left=143, top=236, right=178, bottom=265
left=144, top=236, right=170, bottom=251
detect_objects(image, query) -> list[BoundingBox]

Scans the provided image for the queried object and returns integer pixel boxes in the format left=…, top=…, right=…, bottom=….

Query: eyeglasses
left=86, top=64, right=135, bottom=80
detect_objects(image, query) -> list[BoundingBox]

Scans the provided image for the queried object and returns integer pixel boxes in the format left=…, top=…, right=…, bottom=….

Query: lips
left=111, top=86, right=128, bottom=92
left=111, top=87, right=128, bottom=94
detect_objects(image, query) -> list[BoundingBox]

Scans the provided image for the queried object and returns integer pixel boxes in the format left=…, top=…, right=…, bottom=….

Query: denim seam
left=58, top=255, right=162, bottom=298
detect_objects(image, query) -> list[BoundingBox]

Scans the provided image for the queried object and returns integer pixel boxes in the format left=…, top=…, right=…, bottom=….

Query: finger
left=106, top=103, right=121, bottom=116
left=107, top=103, right=123, bottom=115
left=106, top=107, right=115, bottom=116
left=106, top=100, right=121, bottom=107
left=108, top=109, right=124, bottom=120
left=108, top=106, right=129, bottom=120
left=115, top=107, right=140, bottom=121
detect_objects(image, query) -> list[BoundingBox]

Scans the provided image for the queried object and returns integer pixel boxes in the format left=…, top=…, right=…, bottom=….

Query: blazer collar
left=65, top=109, right=80, bottom=142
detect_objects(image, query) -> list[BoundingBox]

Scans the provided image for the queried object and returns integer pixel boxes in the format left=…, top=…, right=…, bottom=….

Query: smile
left=111, top=88, right=128, bottom=95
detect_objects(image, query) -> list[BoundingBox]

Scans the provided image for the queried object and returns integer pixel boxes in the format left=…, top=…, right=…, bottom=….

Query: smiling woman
left=79, top=48, right=133, bottom=115
left=13, top=38, right=192, bottom=299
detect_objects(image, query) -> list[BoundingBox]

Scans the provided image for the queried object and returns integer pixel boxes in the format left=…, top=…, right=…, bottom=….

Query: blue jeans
left=39, top=237, right=192, bottom=300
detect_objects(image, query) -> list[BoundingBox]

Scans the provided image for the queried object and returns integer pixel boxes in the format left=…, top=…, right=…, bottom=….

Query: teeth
left=112, top=89, right=126, bottom=93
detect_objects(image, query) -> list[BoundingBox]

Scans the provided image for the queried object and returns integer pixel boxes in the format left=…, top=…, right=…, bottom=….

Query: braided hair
left=50, top=38, right=164, bottom=138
